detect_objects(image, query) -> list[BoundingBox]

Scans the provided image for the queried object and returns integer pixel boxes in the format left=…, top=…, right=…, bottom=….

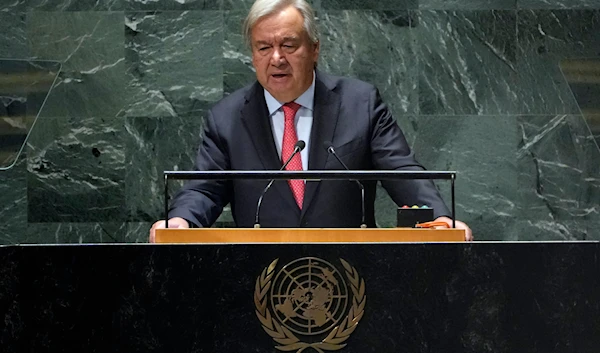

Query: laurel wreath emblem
left=254, top=258, right=366, bottom=353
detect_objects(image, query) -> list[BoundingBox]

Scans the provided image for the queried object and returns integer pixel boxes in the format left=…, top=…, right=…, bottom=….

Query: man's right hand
left=149, top=217, right=190, bottom=243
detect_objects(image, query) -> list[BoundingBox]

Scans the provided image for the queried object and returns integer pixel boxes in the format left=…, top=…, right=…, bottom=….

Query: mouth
left=271, top=73, right=290, bottom=79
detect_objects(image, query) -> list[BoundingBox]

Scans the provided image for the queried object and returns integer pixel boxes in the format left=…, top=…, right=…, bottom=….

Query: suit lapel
left=301, top=72, right=341, bottom=218
left=240, top=82, right=300, bottom=213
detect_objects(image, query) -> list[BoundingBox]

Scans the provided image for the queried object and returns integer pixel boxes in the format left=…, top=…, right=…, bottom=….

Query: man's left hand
left=434, top=216, right=473, bottom=241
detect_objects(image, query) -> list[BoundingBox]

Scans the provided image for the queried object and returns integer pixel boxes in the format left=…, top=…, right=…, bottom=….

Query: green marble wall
left=0, top=0, right=598, bottom=243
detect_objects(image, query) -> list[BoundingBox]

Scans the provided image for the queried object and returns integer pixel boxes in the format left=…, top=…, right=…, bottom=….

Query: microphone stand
left=324, top=142, right=367, bottom=228
left=254, top=140, right=306, bottom=228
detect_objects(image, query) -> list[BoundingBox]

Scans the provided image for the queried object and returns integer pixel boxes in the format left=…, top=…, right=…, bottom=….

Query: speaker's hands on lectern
left=149, top=217, right=190, bottom=243
left=433, top=216, right=473, bottom=241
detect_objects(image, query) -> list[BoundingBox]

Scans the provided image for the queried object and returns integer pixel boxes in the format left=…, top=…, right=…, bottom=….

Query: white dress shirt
left=264, top=73, right=315, bottom=171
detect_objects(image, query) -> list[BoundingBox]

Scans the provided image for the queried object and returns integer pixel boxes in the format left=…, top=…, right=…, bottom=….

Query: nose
left=270, top=47, right=287, bottom=67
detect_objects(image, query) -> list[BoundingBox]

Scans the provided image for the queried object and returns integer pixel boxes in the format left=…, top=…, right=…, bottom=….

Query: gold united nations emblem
left=254, top=257, right=366, bottom=352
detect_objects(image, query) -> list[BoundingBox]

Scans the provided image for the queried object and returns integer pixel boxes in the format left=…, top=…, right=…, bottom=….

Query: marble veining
left=26, top=0, right=124, bottom=11
left=27, top=116, right=126, bottom=222
left=0, top=157, right=26, bottom=244
left=0, top=0, right=26, bottom=12
left=0, top=13, right=27, bottom=58
left=518, top=0, right=600, bottom=9
left=27, top=11, right=126, bottom=118
left=319, top=11, right=418, bottom=115
left=126, top=0, right=220, bottom=10
left=0, top=1, right=598, bottom=242
left=124, top=114, right=205, bottom=222
left=414, top=116, right=519, bottom=240
left=516, top=9, right=600, bottom=114
left=223, top=10, right=256, bottom=95
left=561, top=58, right=600, bottom=148
left=416, top=10, right=519, bottom=115
left=23, top=222, right=130, bottom=243
left=125, top=10, right=223, bottom=117
left=517, top=115, right=600, bottom=239
left=420, top=0, right=517, bottom=9
left=321, top=0, right=418, bottom=10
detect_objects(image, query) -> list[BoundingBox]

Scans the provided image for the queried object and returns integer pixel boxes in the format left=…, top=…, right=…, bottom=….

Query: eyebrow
left=255, top=40, right=272, bottom=46
left=281, top=36, right=300, bottom=43
left=254, top=36, right=300, bottom=45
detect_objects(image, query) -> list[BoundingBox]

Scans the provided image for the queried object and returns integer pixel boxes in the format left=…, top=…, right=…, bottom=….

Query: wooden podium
left=155, top=228, right=465, bottom=243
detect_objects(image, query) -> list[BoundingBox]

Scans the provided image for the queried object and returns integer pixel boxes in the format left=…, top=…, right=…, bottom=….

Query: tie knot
left=282, top=102, right=301, bottom=121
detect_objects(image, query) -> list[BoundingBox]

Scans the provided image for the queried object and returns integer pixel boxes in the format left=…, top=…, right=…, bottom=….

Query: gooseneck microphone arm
left=323, top=141, right=367, bottom=228
left=254, top=140, right=306, bottom=228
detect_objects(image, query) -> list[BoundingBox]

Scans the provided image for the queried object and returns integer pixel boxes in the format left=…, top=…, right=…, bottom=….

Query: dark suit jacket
left=169, top=71, right=450, bottom=228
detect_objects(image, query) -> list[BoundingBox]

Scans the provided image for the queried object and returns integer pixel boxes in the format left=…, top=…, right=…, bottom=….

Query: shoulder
left=317, top=71, right=377, bottom=95
left=210, top=82, right=257, bottom=114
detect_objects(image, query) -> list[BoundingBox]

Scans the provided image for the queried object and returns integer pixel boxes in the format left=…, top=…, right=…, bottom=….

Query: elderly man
left=150, top=0, right=472, bottom=241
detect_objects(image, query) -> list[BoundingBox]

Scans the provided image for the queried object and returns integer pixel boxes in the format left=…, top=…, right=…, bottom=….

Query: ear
left=312, top=40, right=320, bottom=62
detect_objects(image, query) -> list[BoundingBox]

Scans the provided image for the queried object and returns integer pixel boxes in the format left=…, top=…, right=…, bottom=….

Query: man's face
left=251, top=6, right=320, bottom=103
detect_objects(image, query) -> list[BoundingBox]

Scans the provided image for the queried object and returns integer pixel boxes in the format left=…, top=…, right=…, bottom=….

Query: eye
left=256, top=45, right=272, bottom=52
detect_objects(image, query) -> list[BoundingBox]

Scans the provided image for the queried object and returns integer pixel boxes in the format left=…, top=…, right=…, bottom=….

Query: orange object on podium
left=155, top=227, right=465, bottom=243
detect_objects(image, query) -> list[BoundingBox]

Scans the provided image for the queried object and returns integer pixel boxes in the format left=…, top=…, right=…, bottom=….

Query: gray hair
left=243, top=0, right=319, bottom=48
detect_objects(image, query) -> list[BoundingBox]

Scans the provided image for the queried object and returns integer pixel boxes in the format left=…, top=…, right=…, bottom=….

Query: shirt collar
left=264, top=71, right=316, bottom=116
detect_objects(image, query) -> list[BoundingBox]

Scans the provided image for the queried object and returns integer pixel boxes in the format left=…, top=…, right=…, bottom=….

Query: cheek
left=253, top=56, right=269, bottom=70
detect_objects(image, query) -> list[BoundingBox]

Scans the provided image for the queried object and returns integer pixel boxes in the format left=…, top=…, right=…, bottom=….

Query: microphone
left=254, top=140, right=306, bottom=228
left=323, top=141, right=367, bottom=228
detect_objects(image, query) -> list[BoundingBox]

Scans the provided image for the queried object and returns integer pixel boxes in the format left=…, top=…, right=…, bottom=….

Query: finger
left=149, top=226, right=156, bottom=243
left=149, top=220, right=166, bottom=243
left=465, top=230, right=473, bottom=241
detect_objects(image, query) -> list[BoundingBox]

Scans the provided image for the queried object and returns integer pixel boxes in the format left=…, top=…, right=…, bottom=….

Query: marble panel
left=420, top=0, right=517, bottom=9
left=126, top=222, right=153, bottom=242
left=319, top=11, right=418, bottom=115
left=27, top=11, right=126, bottom=118
left=125, top=0, right=220, bottom=10
left=26, top=116, right=126, bottom=222
left=223, top=0, right=320, bottom=10
left=26, top=0, right=124, bottom=11
left=125, top=113, right=236, bottom=227
left=24, top=222, right=130, bottom=243
left=223, top=10, right=256, bottom=95
left=561, top=58, right=600, bottom=147
left=415, top=10, right=520, bottom=115
left=124, top=114, right=204, bottom=222
left=125, top=11, right=223, bottom=117
left=0, top=157, right=27, bottom=244
left=518, top=0, right=600, bottom=9
left=413, top=115, right=519, bottom=240
left=0, top=0, right=25, bottom=11
left=516, top=10, right=600, bottom=114
left=322, top=0, right=417, bottom=10
left=517, top=115, right=600, bottom=240
left=0, top=13, right=27, bottom=58
left=589, top=114, right=600, bottom=147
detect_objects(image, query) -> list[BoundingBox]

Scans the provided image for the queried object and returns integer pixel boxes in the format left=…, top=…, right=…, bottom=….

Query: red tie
left=281, top=102, right=304, bottom=208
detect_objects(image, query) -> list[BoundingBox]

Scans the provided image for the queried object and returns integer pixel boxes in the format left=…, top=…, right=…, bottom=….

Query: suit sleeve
left=167, top=109, right=231, bottom=227
left=369, top=88, right=451, bottom=219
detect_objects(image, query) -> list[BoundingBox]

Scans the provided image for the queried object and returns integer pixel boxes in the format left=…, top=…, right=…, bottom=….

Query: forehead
left=251, top=6, right=307, bottom=41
